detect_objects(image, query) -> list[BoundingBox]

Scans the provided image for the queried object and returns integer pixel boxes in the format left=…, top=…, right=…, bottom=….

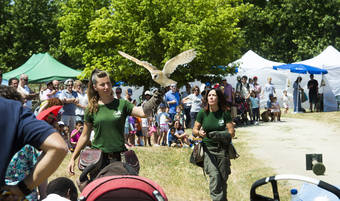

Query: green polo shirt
left=196, top=109, right=232, bottom=147
left=85, top=99, right=134, bottom=153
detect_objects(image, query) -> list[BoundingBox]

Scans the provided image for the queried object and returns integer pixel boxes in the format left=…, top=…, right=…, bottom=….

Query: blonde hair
left=87, top=69, right=110, bottom=114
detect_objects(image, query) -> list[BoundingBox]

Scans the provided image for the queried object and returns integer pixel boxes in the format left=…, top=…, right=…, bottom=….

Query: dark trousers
left=252, top=108, right=260, bottom=121
left=190, top=112, right=198, bottom=129
left=184, top=106, right=191, bottom=128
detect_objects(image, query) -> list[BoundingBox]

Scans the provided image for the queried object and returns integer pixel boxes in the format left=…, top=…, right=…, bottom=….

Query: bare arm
left=192, top=121, right=206, bottom=138
left=226, top=122, right=235, bottom=138
left=68, top=122, right=92, bottom=175
left=4, top=133, right=68, bottom=198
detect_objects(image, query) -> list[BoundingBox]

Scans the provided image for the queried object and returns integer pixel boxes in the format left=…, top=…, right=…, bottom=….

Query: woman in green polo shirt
left=67, top=69, right=162, bottom=176
left=193, top=88, right=235, bottom=201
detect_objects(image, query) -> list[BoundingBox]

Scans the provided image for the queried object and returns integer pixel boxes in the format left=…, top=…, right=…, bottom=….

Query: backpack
left=79, top=175, right=168, bottom=201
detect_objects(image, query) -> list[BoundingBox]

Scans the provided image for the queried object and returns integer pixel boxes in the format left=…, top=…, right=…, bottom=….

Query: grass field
left=49, top=111, right=340, bottom=200
left=50, top=135, right=291, bottom=200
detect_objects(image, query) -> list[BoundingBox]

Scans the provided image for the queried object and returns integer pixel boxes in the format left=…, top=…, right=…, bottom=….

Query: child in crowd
left=167, top=127, right=181, bottom=147
left=135, top=117, right=144, bottom=146
left=270, top=96, right=281, bottom=121
left=174, top=105, right=186, bottom=128
left=149, top=116, right=158, bottom=146
left=157, top=103, right=170, bottom=146
left=70, top=121, right=83, bottom=152
left=62, top=125, right=72, bottom=150
left=247, top=91, right=260, bottom=124
left=128, top=116, right=137, bottom=147
left=282, top=90, right=290, bottom=114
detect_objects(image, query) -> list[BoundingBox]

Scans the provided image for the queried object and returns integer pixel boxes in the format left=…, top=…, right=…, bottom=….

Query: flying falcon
left=118, top=49, right=196, bottom=87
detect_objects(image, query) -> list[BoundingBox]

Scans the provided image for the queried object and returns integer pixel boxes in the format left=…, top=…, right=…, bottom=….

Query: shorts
left=136, top=130, right=143, bottom=137
left=159, top=124, right=169, bottom=133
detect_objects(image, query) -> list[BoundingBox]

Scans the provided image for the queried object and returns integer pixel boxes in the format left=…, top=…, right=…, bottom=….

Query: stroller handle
left=250, top=174, right=340, bottom=200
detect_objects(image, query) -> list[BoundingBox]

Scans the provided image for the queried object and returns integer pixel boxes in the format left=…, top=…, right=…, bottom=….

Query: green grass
left=50, top=136, right=291, bottom=201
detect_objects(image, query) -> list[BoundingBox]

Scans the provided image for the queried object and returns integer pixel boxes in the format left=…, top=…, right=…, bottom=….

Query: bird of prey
left=118, top=49, right=196, bottom=87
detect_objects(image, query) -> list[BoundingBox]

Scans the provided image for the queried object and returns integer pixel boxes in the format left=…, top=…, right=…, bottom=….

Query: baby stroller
left=79, top=175, right=168, bottom=201
left=233, top=94, right=249, bottom=126
left=250, top=174, right=340, bottom=201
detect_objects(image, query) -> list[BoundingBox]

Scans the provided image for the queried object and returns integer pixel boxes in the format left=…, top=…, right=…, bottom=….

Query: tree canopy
left=59, top=0, right=248, bottom=87
left=241, top=0, right=340, bottom=63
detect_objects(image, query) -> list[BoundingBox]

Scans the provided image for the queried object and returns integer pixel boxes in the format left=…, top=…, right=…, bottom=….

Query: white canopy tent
left=226, top=50, right=288, bottom=107
left=295, top=46, right=340, bottom=112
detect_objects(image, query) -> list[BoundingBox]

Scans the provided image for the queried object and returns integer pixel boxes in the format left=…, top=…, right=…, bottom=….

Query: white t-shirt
left=264, top=83, right=275, bottom=100
left=141, top=117, right=149, bottom=127
left=43, top=194, right=70, bottom=201
left=187, top=94, right=202, bottom=113
left=17, top=85, right=32, bottom=109
left=75, top=91, right=88, bottom=116
left=159, top=112, right=169, bottom=125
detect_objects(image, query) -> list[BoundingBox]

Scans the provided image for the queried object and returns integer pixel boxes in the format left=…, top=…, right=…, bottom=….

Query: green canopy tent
left=3, top=53, right=82, bottom=83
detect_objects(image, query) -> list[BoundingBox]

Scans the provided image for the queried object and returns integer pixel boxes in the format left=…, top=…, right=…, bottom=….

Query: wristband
left=18, top=180, right=32, bottom=196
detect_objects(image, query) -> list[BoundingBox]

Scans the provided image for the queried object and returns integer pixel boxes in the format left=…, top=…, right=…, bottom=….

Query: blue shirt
left=249, top=97, right=259, bottom=109
left=0, top=97, right=56, bottom=185
left=165, top=90, right=180, bottom=114
left=59, top=89, right=78, bottom=115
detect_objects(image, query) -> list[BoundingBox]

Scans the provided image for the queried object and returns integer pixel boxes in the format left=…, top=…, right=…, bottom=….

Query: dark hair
left=88, top=69, right=111, bottom=114
left=8, top=77, right=19, bottom=86
left=76, top=120, right=83, bottom=125
left=46, top=177, right=78, bottom=201
left=295, top=76, right=302, bottom=83
left=203, top=88, right=226, bottom=113
left=0, top=85, right=24, bottom=103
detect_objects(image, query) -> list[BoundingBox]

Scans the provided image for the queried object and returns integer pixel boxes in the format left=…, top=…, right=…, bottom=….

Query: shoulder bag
left=190, top=142, right=204, bottom=167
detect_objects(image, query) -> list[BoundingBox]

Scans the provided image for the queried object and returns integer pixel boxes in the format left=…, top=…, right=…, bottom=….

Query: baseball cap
left=144, top=90, right=152, bottom=96
left=127, top=88, right=133, bottom=95
left=160, top=103, right=166, bottom=108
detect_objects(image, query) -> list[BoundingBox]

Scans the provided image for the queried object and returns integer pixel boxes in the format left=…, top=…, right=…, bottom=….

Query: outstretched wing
left=118, top=51, right=158, bottom=74
left=162, top=49, right=196, bottom=76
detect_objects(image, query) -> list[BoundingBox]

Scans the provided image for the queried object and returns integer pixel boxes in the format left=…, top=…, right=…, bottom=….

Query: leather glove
left=142, top=88, right=165, bottom=116
left=207, top=130, right=232, bottom=144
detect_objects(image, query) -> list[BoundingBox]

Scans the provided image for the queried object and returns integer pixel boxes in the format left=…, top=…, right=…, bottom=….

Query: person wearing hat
left=165, top=84, right=180, bottom=121
left=125, top=88, right=133, bottom=102
left=59, top=79, right=79, bottom=131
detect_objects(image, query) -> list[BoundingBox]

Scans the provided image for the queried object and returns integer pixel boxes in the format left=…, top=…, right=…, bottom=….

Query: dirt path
left=237, top=118, right=340, bottom=185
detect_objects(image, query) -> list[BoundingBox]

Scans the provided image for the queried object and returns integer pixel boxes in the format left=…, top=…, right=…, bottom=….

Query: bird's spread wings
left=118, top=51, right=158, bottom=73
left=162, top=49, right=196, bottom=76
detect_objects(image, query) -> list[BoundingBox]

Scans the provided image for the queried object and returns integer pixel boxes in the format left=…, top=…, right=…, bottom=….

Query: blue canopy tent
left=273, top=64, right=328, bottom=74
left=273, top=63, right=329, bottom=112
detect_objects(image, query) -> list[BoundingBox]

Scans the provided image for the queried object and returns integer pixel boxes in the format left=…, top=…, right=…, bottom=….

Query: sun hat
left=144, top=90, right=152, bottom=96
